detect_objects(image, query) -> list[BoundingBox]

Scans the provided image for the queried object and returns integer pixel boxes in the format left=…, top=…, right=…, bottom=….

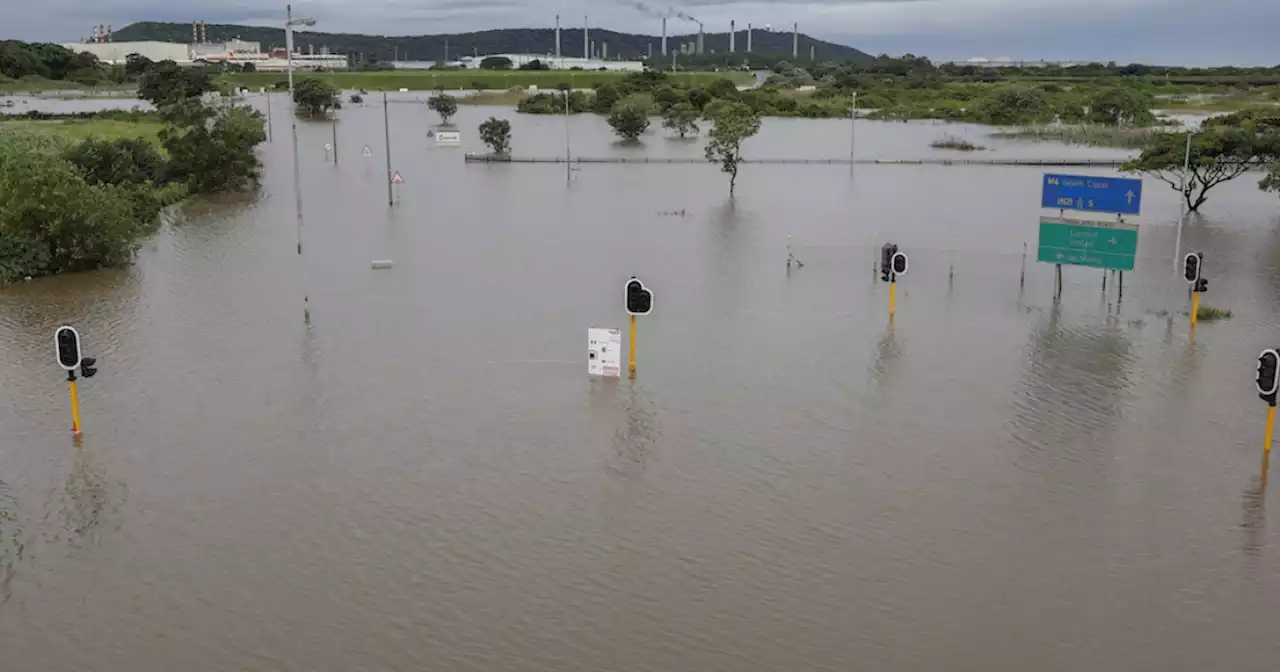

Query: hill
left=110, top=22, right=871, bottom=64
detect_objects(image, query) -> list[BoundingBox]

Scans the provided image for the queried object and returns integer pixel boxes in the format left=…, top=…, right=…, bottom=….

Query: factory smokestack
left=602, top=42, right=608, bottom=60
left=793, top=22, right=799, bottom=58
left=555, top=15, right=561, bottom=60
left=729, top=20, right=735, bottom=53
left=747, top=23, right=752, bottom=52
left=583, top=16, right=589, bottom=59
left=192, top=21, right=198, bottom=44
left=697, top=25, right=704, bottom=54
left=661, top=17, right=667, bottom=56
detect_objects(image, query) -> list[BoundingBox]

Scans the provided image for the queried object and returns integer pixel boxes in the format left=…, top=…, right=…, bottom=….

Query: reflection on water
left=43, top=442, right=127, bottom=549
left=0, top=479, right=21, bottom=603
left=609, top=382, right=660, bottom=475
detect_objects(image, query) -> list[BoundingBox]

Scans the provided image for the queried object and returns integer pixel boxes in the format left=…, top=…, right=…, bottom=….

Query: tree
left=292, top=77, right=339, bottom=117
left=159, top=99, right=267, bottom=193
left=662, top=102, right=700, bottom=138
left=1123, top=125, right=1279, bottom=212
left=479, top=56, right=513, bottom=70
left=518, top=59, right=549, bottom=70
left=479, top=117, right=512, bottom=155
left=704, top=102, right=761, bottom=196
left=427, top=92, right=458, bottom=124
left=124, top=52, right=154, bottom=78
left=608, top=101, right=650, bottom=141
left=591, top=83, right=622, bottom=113
left=137, top=60, right=212, bottom=106
left=1087, top=86, right=1154, bottom=126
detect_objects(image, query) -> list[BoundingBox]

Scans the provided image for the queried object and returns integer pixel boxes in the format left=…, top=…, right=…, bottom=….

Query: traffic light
left=1258, top=349, right=1279, bottom=405
left=55, top=326, right=81, bottom=371
left=891, top=252, right=908, bottom=276
left=1194, top=277, right=1208, bottom=293
left=880, top=243, right=897, bottom=282
left=1183, top=252, right=1202, bottom=284
left=80, top=357, right=98, bottom=378
left=625, top=277, right=653, bottom=316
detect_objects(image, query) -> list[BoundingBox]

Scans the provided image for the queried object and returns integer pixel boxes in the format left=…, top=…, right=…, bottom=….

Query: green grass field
left=0, top=119, right=164, bottom=143
left=219, top=69, right=752, bottom=92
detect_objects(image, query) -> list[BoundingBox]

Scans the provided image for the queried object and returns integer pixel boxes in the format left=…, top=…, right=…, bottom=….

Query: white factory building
left=59, top=39, right=348, bottom=71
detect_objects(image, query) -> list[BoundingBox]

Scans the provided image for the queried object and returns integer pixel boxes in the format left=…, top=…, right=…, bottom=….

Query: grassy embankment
left=0, top=119, right=164, bottom=143
left=219, top=69, right=753, bottom=92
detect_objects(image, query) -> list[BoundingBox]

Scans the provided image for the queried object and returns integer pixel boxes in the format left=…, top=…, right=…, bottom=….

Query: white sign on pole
left=324, top=143, right=333, bottom=151
left=588, top=328, right=622, bottom=377
left=362, top=145, right=373, bottom=157
left=391, top=171, right=405, bottom=184
left=435, top=131, right=461, bottom=145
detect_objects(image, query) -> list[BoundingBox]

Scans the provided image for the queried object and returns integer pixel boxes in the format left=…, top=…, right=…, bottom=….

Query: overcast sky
left=6, top=0, right=1276, bottom=66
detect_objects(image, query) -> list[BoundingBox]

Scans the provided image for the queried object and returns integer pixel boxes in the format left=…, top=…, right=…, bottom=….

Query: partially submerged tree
left=607, top=100, right=650, bottom=141
left=662, top=102, right=700, bottom=138
left=1124, top=114, right=1280, bottom=212
left=292, top=77, right=340, bottom=117
left=704, top=102, right=761, bottom=196
left=479, top=117, right=512, bottom=155
left=427, top=91, right=459, bottom=124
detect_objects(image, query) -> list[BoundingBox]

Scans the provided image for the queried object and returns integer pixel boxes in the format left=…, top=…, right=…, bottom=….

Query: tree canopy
left=1124, top=112, right=1280, bottom=212
left=607, top=99, right=650, bottom=141
left=428, top=92, right=459, bottom=124
left=137, top=60, right=214, bottom=106
left=479, top=117, right=512, bottom=155
left=662, top=102, right=700, bottom=138
left=292, top=78, right=340, bottom=117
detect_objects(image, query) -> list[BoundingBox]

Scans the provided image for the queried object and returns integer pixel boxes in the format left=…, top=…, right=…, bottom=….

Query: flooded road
left=2, top=96, right=1279, bottom=671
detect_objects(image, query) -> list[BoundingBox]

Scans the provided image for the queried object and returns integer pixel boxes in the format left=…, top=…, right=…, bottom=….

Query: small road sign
left=1041, top=173, right=1143, bottom=215
left=1037, top=217, right=1139, bottom=271
left=391, top=171, right=405, bottom=184
left=362, top=145, right=373, bottom=157
left=435, top=131, right=461, bottom=145
left=588, top=328, right=622, bottom=377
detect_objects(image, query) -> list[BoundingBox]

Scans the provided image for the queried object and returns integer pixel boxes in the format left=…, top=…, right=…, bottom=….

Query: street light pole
left=1174, top=131, right=1193, bottom=273
left=285, top=5, right=317, bottom=322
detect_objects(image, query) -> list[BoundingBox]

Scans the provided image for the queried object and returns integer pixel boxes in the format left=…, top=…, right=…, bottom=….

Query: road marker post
left=1257, top=349, right=1279, bottom=454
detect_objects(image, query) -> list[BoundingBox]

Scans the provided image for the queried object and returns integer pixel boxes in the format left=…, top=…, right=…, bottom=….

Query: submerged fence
left=463, top=155, right=1128, bottom=167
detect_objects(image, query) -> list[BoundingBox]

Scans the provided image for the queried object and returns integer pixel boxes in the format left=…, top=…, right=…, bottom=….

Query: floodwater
left=3, top=94, right=1280, bottom=671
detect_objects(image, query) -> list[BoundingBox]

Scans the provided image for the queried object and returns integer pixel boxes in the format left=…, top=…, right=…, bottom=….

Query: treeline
left=513, top=69, right=1163, bottom=127
left=0, top=40, right=104, bottom=84
left=0, top=59, right=266, bottom=281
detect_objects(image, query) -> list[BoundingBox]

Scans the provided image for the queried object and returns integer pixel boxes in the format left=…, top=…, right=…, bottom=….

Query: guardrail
left=462, top=154, right=1128, bottom=167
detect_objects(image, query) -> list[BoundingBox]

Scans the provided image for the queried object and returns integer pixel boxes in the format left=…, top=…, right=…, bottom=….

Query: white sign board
left=391, top=171, right=405, bottom=184
left=435, top=131, right=461, bottom=145
left=588, top=328, right=622, bottom=378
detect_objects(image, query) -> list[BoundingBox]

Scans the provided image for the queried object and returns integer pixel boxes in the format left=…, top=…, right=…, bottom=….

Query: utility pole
left=1174, top=131, right=1193, bottom=272
left=384, top=92, right=393, bottom=206
left=850, top=91, right=857, bottom=169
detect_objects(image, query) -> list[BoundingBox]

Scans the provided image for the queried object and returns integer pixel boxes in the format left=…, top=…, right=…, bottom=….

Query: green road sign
left=1037, top=217, right=1138, bottom=271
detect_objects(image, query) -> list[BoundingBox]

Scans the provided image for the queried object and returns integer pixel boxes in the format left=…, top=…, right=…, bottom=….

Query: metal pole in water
left=628, top=314, right=637, bottom=379
left=1020, top=242, right=1026, bottom=289
left=849, top=91, right=856, bottom=173
left=266, top=93, right=272, bottom=142
left=1174, top=131, right=1192, bottom=272
left=332, top=118, right=339, bottom=164
left=1265, top=406, right=1276, bottom=454
left=384, top=91, right=393, bottom=206
left=564, top=91, right=571, bottom=184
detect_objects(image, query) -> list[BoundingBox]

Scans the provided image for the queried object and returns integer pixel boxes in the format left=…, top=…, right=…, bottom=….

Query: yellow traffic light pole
left=1191, top=291, right=1200, bottom=329
left=1265, top=405, right=1276, bottom=455
left=68, top=374, right=82, bottom=435
left=889, top=278, right=897, bottom=319
left=629, top=315, right=637, bottom=378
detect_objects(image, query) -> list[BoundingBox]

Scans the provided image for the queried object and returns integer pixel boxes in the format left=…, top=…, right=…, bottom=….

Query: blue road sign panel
left=1041, top=173, right=1143, bottom=215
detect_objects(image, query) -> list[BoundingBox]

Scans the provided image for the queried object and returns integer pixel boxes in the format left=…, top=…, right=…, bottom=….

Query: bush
left=292, top=77, right=339, bottom=117
left=64, top=137, right=166, bottom=186
left=607, top=100, right=650, bottom=140
left=160, top=99, right=267, bottom=193
left=479, top=117, right=512, bottom=154
left=0, top=135, right=153, bottom=281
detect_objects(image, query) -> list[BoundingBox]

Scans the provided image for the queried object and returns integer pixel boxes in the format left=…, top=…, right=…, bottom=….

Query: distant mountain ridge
left=110, top=21, right=872, bottom=63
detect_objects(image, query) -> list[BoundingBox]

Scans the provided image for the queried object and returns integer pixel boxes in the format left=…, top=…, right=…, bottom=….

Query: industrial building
left=61, top=40, right=190, bottom=65
left=62, top=20, right=348, bottom=71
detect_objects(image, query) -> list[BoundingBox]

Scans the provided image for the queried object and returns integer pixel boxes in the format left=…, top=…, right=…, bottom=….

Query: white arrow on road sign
left=1109, top=237, right=1118, bottom=245
left=1125, top=190, right=1135, bottom=204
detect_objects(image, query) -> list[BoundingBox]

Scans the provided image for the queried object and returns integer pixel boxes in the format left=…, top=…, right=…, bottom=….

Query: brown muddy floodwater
left=2, top=95, right=1279, bottom=671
